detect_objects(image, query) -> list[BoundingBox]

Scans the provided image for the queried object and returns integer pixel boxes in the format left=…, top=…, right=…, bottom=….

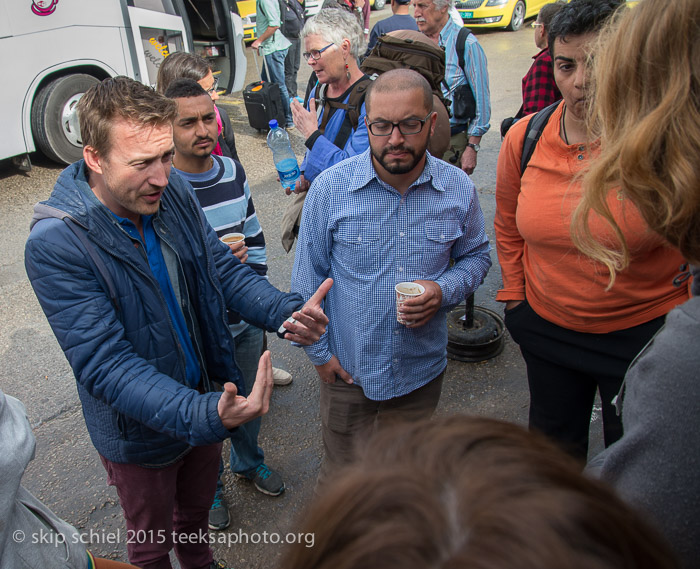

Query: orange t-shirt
left=495, top=102, right=688, bottom=333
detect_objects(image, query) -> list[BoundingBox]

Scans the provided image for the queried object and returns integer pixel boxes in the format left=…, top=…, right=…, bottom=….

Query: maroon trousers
left=100, top=443, right=221, bottom=569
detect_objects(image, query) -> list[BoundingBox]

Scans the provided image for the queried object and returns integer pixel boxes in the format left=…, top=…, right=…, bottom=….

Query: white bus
left=1, top=0, right=247, bottom=169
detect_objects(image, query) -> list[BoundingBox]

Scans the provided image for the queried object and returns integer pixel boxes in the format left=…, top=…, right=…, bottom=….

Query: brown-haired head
left=156, top=51, right=211, bottom=94
left=282, top=416, right=679, bottom=569
left=573, top=0, right=700, bottom=276
left=77, top=76, right=177, bottom=159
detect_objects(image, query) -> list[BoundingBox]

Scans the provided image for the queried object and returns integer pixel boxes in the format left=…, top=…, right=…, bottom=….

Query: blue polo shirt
left=113, top=213, right=201, bottom=388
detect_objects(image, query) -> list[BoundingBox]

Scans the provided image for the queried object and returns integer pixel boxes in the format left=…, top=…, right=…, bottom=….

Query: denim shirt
left=292, top=150, right=492, bottom=400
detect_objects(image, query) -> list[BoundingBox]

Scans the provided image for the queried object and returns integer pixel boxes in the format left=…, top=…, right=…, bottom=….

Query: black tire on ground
left=507, top=0, right=525, bottom=31
left=31, top=74, right=101, bottom=165
left=372, top=0, right=386, bottom=10
left=446, top=304, right=505, bottom=362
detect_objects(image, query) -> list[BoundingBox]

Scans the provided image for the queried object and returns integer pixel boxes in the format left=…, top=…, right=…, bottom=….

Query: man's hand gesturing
left=280, top=278, right=333, bottom=345
left=217, top=351, right=274, bottom=429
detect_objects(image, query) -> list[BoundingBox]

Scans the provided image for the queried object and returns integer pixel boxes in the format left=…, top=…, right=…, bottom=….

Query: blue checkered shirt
left=291, top=150, right=492, bottom=401
left=440, top=19, right=491, bottom=136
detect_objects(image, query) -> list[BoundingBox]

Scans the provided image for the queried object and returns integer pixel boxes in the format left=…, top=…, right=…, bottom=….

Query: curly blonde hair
left=572, top=0, right=700, bottom=284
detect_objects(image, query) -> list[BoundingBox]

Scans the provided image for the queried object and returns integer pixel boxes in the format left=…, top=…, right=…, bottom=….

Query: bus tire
left=31, top=74, right=100, bottom=165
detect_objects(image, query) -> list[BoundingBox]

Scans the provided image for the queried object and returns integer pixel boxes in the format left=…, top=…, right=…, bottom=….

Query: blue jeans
left=263, top=48, right=293, bottom=125
left=216, top=324, right=265, bottom=494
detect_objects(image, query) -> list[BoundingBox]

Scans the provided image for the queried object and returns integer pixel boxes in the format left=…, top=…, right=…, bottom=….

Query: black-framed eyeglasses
left=206, top=76, right=220, bottom=95
left=302, top=43, right=335, bottom=61
left=365, top=112, right=433, bottom=136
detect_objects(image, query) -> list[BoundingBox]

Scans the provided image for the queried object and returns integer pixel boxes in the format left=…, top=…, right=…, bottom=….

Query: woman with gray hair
left=281, top=8, right=370, bottom=251
left=289, top=8, right=369, bottom=193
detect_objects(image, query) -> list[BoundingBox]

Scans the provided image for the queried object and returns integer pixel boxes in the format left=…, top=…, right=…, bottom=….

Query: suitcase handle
left=252, top=49, right=270, bottom=83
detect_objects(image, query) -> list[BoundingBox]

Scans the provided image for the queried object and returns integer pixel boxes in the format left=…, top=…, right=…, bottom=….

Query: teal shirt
left=257, top=0, right=291, bottom=55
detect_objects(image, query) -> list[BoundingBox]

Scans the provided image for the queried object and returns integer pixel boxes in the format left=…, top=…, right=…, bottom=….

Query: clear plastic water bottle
left=267, top=119, right=300, bottom=191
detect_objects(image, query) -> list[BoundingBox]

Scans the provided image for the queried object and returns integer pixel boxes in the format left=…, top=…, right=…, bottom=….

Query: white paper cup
left=395, top=282, right=425, bottom=325
left=221, top=232, right=245, bottom=244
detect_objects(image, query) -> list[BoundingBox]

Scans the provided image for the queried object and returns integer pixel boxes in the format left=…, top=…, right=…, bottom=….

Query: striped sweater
left=174, top=155, right=267, bottom=336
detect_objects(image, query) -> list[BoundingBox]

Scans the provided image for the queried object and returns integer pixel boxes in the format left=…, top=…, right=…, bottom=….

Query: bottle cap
left=269, top=119, right=278, bottom=129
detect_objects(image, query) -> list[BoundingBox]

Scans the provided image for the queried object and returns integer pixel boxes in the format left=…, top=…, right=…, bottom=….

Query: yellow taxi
left=454, top=0, right=550, bottom=32
left=237, top=0, right=258, bottom=42
left=239, top=0, right=384, bottom=41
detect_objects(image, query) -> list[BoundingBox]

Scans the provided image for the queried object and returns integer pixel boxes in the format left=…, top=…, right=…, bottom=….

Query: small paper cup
left=395, top=282, right=425, bottom=325
left=221, top=232, right=245, bottom=244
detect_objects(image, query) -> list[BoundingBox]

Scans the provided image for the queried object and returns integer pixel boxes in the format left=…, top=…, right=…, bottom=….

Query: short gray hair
left=301, top=8, right=366, bottom=59
left=431, top=0, right=454, bottom=12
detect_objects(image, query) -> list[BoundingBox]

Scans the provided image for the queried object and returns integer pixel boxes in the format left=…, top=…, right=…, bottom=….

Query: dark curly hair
left=548, top=0, right=622, bottom=55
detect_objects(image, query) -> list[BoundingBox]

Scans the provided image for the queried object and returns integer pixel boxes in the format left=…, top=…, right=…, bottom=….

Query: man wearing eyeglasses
left=291, top=69, right=491, bottom=487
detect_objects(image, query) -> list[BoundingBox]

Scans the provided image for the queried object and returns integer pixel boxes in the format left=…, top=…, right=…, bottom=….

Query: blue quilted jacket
left=25, top=161, right=303, bottom=466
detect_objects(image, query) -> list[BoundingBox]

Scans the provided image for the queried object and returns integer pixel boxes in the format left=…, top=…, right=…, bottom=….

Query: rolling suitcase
left=243, top=51, right=286, bottom=131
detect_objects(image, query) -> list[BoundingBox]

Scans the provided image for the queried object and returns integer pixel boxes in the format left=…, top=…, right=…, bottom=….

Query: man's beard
left=371, top=143, right=425, bottom=175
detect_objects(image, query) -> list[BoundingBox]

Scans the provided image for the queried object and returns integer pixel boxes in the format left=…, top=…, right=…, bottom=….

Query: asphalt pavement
left=0, top=14, right=603, bottom=568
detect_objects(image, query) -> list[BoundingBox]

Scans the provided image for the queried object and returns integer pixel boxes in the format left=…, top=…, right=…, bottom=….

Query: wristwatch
left=466, top=142, right=480, bottom=152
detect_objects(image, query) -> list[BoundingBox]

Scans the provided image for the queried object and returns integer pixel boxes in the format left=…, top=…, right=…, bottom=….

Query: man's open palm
left=218, top=351, right=273, bottom=429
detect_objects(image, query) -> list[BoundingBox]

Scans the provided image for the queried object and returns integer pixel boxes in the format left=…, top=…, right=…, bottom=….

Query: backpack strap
left=520, top=102, right=559, bottom=175
left=63, top=218, right=120, bottom=311
left=315, top=83, right=335, bottom=136
left=259, top=0, right=284, bottom=31
left=334, top=77, right=371, bottom=149
left=316, top=76, right=372, bottom=150
left=456, top=27, right=471, bottom=73
left=32, top=203, right=121, bottom=311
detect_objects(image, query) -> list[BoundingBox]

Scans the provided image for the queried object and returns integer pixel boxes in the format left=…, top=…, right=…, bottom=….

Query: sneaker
left=210, top=561, right=230, bottom=569
left=208, top=492, right=230, bottom=531
left=272, top=367, right=293, bottom=386
left=235, top=463, right=285, bottom=496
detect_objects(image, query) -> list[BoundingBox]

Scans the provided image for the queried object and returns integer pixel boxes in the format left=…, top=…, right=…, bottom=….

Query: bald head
left=366, top=69, right=433, bottom=115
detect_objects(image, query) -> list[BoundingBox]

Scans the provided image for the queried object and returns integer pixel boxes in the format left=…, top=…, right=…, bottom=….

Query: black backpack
left=451, top=27, right=477, bottom=121
left=262, top=0, right=304, bottom=38
left=519, top=101, right=559, bottom=175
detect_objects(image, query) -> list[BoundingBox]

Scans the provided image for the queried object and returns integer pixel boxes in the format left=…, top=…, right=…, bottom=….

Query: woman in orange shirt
left=494, top=0, right=688, bottom=461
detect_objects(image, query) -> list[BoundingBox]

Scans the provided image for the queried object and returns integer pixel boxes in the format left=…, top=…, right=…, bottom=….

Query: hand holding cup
left=395, top=280, right=443, bottom=328
left=221, top=233, right=248, bottom=263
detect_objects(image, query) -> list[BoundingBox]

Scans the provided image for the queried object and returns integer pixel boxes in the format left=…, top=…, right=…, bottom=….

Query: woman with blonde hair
left=574, top=0, right=700, bottom=565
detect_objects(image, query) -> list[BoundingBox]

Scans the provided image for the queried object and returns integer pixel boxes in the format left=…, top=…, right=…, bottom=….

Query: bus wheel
left=31, top=74, right=100, bottom=165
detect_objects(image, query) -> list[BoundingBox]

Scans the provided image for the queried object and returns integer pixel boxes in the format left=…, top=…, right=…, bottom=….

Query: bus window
left=130, top=0, right=177, bottom=14
left=139, top=27, right=185, bottom=85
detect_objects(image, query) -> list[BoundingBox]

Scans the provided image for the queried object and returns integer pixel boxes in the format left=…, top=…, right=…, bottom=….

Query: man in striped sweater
left=166, top=79, right=290, bottom=532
